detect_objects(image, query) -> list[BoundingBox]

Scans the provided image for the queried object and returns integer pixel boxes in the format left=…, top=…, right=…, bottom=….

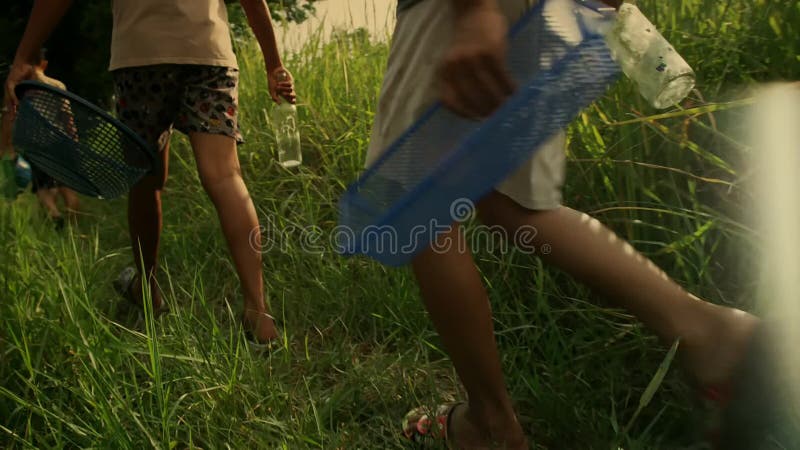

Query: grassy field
left=2, top=1, right=799, bottom=448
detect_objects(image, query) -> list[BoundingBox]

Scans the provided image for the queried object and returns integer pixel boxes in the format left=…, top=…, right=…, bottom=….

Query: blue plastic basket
left=12, top=81, right=155, bottom=199
left=338, top=0, right=621, bottom=266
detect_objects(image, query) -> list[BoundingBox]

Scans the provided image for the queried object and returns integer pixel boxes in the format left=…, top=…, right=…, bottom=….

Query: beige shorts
left=366, top=0, right=566, bottom=211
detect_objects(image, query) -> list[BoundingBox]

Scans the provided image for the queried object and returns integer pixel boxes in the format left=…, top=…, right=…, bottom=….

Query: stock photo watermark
left=249, top=198, right=551, bottom=257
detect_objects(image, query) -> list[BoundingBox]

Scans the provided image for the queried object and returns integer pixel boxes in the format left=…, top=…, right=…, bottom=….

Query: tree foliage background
left=1, top=0, right=318, bottom=105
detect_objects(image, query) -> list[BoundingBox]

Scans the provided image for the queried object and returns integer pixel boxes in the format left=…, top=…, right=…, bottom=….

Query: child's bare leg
left=189, top=132, right=277, bottom=343
left=411, top=225, right=527, bottom=449
left=58, top=187, right=79, bottom=218
left=478, top=191, right=759, bottom=387
left=36, top=188, right=61, bottom=219
left=128, top=142, right=169, bottom=310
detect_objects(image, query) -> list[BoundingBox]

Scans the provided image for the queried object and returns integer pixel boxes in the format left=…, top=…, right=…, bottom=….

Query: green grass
left=2, top=1, right=798, bottom=448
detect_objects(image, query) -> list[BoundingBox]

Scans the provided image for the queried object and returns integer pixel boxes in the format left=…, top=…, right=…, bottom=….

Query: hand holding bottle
left=269, top=69, right=302, bottom=168
left=268, top=67, right=296, bottom=105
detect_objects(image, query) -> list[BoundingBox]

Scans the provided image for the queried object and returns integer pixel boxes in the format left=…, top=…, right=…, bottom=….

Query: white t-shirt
left=109, top=0, right=238, bottom=71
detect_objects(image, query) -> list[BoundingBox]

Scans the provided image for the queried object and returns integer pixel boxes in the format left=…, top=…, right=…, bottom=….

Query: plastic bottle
left=271, top=70, right=302, bottom=168
left=603, top=3, right=696, bottom=109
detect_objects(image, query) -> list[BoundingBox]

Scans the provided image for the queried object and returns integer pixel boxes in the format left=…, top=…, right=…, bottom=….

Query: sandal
left=243, top=329, right=276, bottom=353
left=241, top=312, right=279, bottom=352
left=51, top=215, right=66, bottom=231
left=697, top=383, right=728, bottom=447
left=402, top=402, right=463, bottom=447
left=113, top=266, right=168, bottom=316
left=699, top=324, right=799, bottom=449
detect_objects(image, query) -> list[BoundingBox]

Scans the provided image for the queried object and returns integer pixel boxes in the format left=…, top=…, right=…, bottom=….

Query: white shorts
left=365, top=0, right=566, bottom=211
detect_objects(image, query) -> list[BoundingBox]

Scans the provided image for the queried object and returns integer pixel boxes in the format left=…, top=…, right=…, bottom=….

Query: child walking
left=1, top=49, right=80, bottom=229
left=6, top=0, right=296, bottom=343
left=367, top=0, right=779, bottom=448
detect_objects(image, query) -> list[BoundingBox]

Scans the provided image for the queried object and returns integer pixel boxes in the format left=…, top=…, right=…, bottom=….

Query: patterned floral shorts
left=113, top=65, right=243, bottom=153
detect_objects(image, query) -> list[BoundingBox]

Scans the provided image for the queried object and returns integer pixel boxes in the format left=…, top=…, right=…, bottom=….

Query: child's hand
left=438, top=3, right=516, bottom=119
left=268, top=66, right=297, bottom=105
left=4, top=62, right=37, bottom=111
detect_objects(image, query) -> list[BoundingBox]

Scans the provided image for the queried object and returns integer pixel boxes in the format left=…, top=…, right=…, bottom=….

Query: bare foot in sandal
left=697, top=318, right=800, bottom=449
left=114, top=266, right=167, bottom=314
left=680, top=306, right=760, bottom=389
left=403, top=402, right=528, bottom=449
left=242, top=309, right=279, bottom=344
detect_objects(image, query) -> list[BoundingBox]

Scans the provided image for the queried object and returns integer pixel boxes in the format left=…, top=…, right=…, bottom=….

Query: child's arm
left=4, top=0, right=74, bottom=109
left=239, top=0, right=297, bottom=104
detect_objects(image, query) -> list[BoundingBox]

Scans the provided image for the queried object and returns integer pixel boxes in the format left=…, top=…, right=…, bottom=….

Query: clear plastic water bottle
left=603, top=3, right=696, bottom=109
left=271, top=70, right=302, bottom=168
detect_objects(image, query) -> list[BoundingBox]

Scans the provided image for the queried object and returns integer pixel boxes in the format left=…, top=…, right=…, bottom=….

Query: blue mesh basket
left=338, top=0, right=621, bottom=266
left=12, top=81, right=156, bottom=199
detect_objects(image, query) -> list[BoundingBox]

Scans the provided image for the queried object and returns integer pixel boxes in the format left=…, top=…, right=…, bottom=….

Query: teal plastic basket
left=12, top=81, right=155, bottom=199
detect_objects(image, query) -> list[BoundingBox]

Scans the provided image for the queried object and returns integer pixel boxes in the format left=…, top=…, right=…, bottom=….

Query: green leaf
left=623, top=339, right=680, bottom=434
left=769, top=15, right=783, bottom=38
left=639, top=339, right=680, bottom=410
